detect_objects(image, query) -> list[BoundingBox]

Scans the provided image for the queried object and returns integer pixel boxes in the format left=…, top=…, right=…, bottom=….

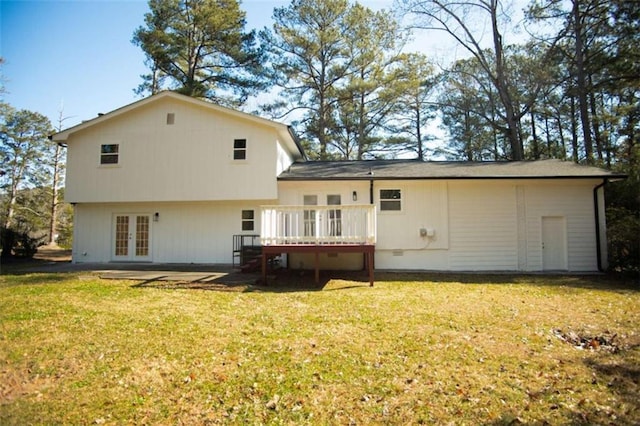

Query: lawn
left=1, top=271, right=638, bottom=425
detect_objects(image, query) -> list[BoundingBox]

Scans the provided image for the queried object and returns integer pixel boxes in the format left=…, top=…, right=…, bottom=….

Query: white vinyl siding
left=448, top=182, right=518, bottom=270
left=72, top=201, right=263, bottom=264
left=524, top=183, right=596, bottom=271
left=65, top=96, right=290, bottom=203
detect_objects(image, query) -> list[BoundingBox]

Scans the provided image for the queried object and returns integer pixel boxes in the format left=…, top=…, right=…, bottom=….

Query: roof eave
left=277, top=174, right=628, bottom=181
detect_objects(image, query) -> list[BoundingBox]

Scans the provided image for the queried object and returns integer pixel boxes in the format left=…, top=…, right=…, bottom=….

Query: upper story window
left=100, top=144, right=119, bottom=165
left=241, top=210, right=254, bottom=231
left=233, top=139, right=247, bottom=160
left=380, top=189, right=401, bottom=211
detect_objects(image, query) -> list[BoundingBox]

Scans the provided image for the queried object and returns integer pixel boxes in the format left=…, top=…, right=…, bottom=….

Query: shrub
left=606, top=206, right=640, bottom=274
left=0, top=227, right=43, bottom=259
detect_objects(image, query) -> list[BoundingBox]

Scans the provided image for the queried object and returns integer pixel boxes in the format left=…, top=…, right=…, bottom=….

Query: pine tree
left=132, top=0, right=266, bottom=106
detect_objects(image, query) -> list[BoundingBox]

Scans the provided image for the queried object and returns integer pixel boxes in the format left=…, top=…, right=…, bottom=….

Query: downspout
left=369, top=168, right=374, bottom=204
left=593, top=179, right=608, bottom=272
left=368, top=169, right=375, bottom=274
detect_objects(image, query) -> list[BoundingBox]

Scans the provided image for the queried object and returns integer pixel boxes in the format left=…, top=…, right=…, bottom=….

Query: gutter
left=287, top=126, right=307, bottom=161
left=47, top=134, right=67, bottom=148
left=277, top=174, right=628, bottom=181
left=593, top=179, right=608, bottom=272
left=369, top=168, right=374, bottom=204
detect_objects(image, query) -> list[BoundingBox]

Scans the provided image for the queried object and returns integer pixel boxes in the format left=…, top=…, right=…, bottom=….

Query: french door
left=112, top=214, right=152, bottom=261
left=302, top=194, right=342, bottom=238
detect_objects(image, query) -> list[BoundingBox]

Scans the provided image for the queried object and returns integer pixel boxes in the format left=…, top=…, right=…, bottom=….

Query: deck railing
left=261, top=205, right=376, bottom=246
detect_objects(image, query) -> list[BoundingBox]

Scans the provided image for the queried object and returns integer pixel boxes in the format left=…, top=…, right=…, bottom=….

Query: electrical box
left=420, top=227, right=436, bottom=238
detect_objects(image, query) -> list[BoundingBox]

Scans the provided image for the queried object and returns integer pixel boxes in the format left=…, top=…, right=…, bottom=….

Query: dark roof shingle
left=279, top=159, right=625, bottom=180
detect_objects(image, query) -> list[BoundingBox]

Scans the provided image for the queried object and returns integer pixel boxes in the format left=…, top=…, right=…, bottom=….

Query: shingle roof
left=278, top=159, right=626, bottom=180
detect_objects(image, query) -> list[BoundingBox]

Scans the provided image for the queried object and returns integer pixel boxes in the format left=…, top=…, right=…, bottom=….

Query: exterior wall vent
left=166, top=113, right=175, bottom=125
left=392, top=250, right=404, bottom=257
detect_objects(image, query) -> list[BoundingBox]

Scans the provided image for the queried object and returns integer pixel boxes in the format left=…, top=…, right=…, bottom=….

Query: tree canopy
left=260, top=0, right=435, bottom=160
left=132, top=0, right=266, bottom=106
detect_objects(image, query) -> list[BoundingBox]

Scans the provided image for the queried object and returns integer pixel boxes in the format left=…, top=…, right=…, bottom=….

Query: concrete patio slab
left=98, top=270, right=233, bottom=282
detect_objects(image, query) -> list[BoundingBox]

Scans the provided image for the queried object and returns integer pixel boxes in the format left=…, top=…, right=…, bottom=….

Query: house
left=51, top=91, right=625, bottom=281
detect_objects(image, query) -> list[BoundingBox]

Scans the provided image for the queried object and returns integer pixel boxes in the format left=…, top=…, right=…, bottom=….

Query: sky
left=0, top=0, right=525, bottom=131
left=1, top=0, right=394, bottom=129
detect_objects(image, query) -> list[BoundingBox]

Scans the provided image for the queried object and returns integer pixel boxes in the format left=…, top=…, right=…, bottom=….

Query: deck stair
left=232, top=234, right=261, bottom=269
left=233, top=235, right=281, bottom=273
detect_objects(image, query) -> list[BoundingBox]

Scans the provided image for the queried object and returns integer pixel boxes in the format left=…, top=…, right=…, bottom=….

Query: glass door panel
left=327, top=195, right=342, bottom=237
left=303, top=195, right=317, bottom=237
left=113, top=214, right=151, bottom=261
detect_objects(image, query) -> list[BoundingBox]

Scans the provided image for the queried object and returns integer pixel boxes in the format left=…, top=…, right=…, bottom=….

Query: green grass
left=1, top=271, right=638, bottom=425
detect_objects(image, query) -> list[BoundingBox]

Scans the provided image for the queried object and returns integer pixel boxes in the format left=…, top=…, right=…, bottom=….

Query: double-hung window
left=380, top=189, right=401, bottom=211
left=100, top=144, right=119, bottom=164
left=241, top=210, right=255, bottom=231
left=233, top=139, right=247, bottom=160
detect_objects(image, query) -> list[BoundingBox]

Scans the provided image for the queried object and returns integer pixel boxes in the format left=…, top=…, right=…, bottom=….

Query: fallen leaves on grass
left=2, top=273, right=639, bottom=425
left=552, top=328, right=621, bottom=352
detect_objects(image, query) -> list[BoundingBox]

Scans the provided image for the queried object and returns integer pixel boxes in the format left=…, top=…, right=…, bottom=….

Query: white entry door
left=112, top=214, right=152, bottom=261
left=542, top=216, right=567, bottom=270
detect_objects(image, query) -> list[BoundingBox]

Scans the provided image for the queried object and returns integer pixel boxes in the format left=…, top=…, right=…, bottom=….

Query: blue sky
left=1, top=0, right=302, bottom=128
left=0, top=0, right=498, bottom=131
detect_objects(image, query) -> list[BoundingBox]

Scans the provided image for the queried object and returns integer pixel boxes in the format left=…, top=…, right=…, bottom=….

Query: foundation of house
left=261, top=244, right=375, bottom=286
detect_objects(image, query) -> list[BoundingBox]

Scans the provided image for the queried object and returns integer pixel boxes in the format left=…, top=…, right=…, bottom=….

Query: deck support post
left=261, top=244, right=375, bottom=287
left=367, top=248, right=374, bottom=287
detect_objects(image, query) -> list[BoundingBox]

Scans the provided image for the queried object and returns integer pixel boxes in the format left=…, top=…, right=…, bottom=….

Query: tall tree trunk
left=572, top=0, right=594, bottom=163
left=4, top=155, right=30, bottom=229
left=5, top=172, right=21, bottom=229
left=544, top=114, right=552, bottom=157
left=491, top=0, right=522, bottom=160
left=491, top=101, right=499, bottom=160
left=588, top=80, right=603, bottom=161
left=416, top=103, right=423, bottom=160
left=317, top=61, right=329, bottom=159
left=570, top=95, right=580, bottom=162
left=555, top=115, right=567, bottom=158
left=463, top=110, right=473, bottom=161
left=530, top=108, right=540, bottom=159
left=48, top=143, right=63, bottom=245
left=357, top=84, right=366, bottom=160
left=4, top=193, right=17, bottom=229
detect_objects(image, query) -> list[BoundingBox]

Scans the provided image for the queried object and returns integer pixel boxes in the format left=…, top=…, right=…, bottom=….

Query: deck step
left=240, top=257, right=261, bottom=273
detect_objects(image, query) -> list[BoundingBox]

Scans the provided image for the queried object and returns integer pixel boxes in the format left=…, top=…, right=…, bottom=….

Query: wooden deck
left=259, top=205, right=376, bottom=286
left=261, top=244, right=375, bottom=286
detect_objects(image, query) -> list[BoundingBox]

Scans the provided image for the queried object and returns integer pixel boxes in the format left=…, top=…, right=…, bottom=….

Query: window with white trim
left=233, top=139, right=247, bottom=160
left=380, top=189, right=401, bottom=211
left=100, top=144, right=119, bottom=164
left=241, top=210, right=254, bottom=231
